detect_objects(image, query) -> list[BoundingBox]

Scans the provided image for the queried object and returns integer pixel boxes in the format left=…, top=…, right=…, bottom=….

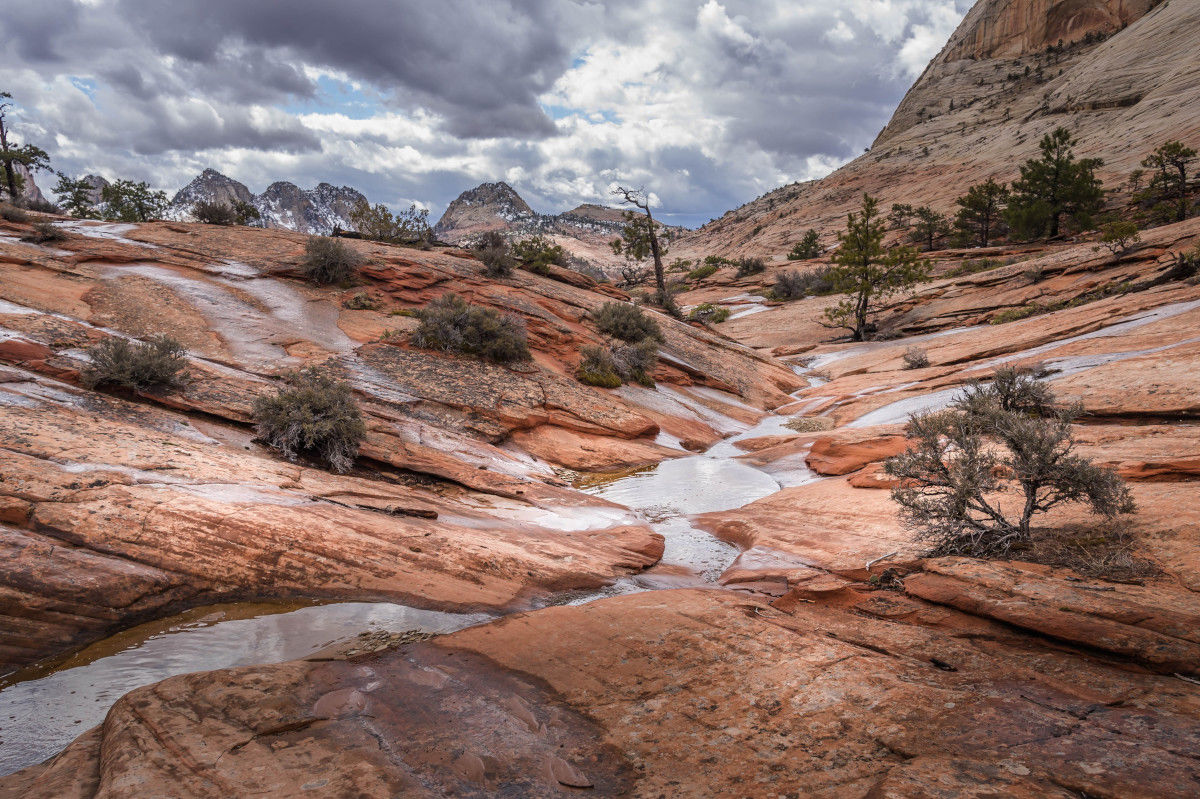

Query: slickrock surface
left=9, top=589, right=1200, bottom=798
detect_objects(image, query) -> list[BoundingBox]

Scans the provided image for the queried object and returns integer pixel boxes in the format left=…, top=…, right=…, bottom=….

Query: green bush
left=735, top=257, right=766, bottom=278
left=476, top=231, right=516, bottom=278
left=0, top=204, right=28, bottom=223
left=593, top=301, right=663, bottom=343
left=946, top=258, right=1002, bottom=277
left=21, top=221, right=67, bottom=244
left=81, top=334, right=189, bottom=391
left=687, top=303, right=730, bottom=323
left=252, top=367, right=366, bottom=473
left=414, top=293, right=531, bottom=362
left=512, top=235, right=567, bottom=276
left=576, top=345, right=622, bottom=388
left=192, top=200, right=237, bottom=225
left=686, top=263, right=718, bottom=281
left=301, top=236, right=363, bottom=284
left=610, top=339, right=659, bottom=386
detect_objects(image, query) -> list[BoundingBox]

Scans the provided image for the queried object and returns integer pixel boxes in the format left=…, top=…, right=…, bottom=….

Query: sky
left=0, top=0, right=973, bottom=227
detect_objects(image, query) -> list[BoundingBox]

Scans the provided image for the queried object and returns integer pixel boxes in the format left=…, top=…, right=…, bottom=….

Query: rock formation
left=167, top=168, right=367, bottom=234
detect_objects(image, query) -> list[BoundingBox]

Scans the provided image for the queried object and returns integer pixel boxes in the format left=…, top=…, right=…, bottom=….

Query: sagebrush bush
left=735, top=257, right=766, bottom=277
left=901, top=347, right=930, bottom=369
left=476, top=231, right=516, bottom=277
left=252, top=367, right=366, bottom=473
left=23, top=197, right=60, bottom=214
left=593, top=302, right=663, bottom=343
left=301, top=236, right=363, bottom=284
left=82, top=334, right=189, bottom=390
left=686, top=263, right=718, bottom=281
left=192, top=200, right=237, bottom=225
left=884, top=367, right=1135, bottom=557
left=512, top=235, right=567, bottom=276
left=21, top=221, right=67, bottom=244
left=0, top=204, right=29, bottom=223
left=413, top=293, right=531, bottom=363
left=610, top=339, right=658, bottom=386
left=771, top=266, right=836, bottom=300
left=576, top=345, right=622, bottom=388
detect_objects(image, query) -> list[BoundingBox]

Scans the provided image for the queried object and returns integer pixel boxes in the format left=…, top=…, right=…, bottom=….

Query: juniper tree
left=954, top=179, right=1009, bottom=247
left=0, top=92, right=51, bottom=203
left=100, top=180, right=168, bottom=222
left=1140, top=140, right=1197, bottom=224
left=822, top=194, right=929, bottom=341
left=910, top=206, right=951, bottom=251
left=52, top=173, right=100, bottom=219
left=1005, top=127, right=1104, bottom=239
left=611, top=186, right=672, bottom=310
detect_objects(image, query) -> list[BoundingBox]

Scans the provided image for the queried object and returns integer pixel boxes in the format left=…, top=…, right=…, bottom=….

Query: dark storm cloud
left=0, top=0, right=972, bottom=226
left=113, top=0, right=577, bottom=138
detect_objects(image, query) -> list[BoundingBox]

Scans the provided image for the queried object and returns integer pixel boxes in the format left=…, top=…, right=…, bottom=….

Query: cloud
left=0, top=0, right=971, bottom=227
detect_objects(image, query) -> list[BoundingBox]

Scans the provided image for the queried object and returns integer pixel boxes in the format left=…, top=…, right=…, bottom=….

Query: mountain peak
left=434, top=181, right=536, bottom=234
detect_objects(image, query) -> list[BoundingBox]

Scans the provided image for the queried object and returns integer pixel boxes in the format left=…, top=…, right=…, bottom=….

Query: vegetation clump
left=414, top=293, right=531, bottom=363
left=771, top=266, right=836, bottom=300
left=192, top=199, right=261, bottom=226
left=1097, top=219, right=1140, bottom=255
left=20, top=221, right=67, bottom=243
left=100, top=179, right=169, bottom=222
left=252, top=367, right=366, bottom=473
left=575, top=339, right=658, bottom=388
left=884, top=368, right=1134, bottom=557
left=735, top=256, right=766, bottom=277
left=343, top=291, right=380, bottom=310
left=576, top=346, right=622, bottom=387
left=686, top=263, right=718, bottom=281
left=1137, top=140, right=1197, bottom=224
left=901, top=347, right=930, bottom=369
left=82, top=334, right=189, bottom=391
left=474, top=230, right=516, bottom=277
left=611, top=186, right=673, bottom=310
left=301, top=236, right=363, bottom=284
left=953, top=179, right=1009, bottom=247
left=1005, top=127, right=1103, bottom=239
left=687, top=303, right=730, bottom=323
left=787, top=229, right=821, bottom=260
left=512, top=235, right=568, bottom=275
left=349, top=199, right=431, bottom=244
left=0, top=203, right=27, bottom=222
left=593, top=301, right=663, bottom=343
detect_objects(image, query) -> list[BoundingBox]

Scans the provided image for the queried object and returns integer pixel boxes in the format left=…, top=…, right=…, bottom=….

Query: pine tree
left=1140, top=140, right=1197, bottom=224
left=0, top=92, right=51, bottom=203
left=1005, top=127, right=1103, bottom=239
left=823, top=194, right=930, bottom=341
left=910, top=206, right=950, bottom=251
left=954, top=179, right=1009, bottom=246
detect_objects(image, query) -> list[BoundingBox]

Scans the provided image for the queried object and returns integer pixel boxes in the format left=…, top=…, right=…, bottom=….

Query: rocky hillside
left=435, top=181, right=686, bottom=274
left=677, top=0, right=1195, bottom=260
left=168, top=168, right=367, bottom=234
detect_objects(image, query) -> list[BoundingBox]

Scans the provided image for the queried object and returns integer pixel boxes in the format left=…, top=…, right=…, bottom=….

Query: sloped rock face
left=10, top=589, right=1200, bottom=798
left=677, top=0, right=1193, bottom=260
left=11, top=163, right=46, bottom=206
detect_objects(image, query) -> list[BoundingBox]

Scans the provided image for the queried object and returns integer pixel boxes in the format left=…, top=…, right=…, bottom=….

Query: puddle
left=0, top=601, right=491, bottom=775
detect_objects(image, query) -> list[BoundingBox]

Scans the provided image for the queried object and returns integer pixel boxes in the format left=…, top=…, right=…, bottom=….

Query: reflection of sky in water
left=0, top=602, right=490, bottom=776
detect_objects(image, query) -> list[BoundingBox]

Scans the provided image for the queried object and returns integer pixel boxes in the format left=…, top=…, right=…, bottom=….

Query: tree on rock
left=1140, top=140, right=1197, bottom=224
left=823, top=194, right=929, bottom=341
left=611, top=186, right=673, bottom=313
left=0, top=92, right=51, bottom=203
left=1005, top=127, right=1104, bottom=240
left=100, top=179, right=168, bottom=222
left=884, top=368, right=1134, bottom=557
left=954, top=179, right=1009, bottom=247
left=909, top=206, right=951, bottom=251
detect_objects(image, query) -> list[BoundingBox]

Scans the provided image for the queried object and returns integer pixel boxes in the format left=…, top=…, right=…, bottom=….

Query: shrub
left=901, top=347, right=930, bottom=369
left=252, top=367, right=366, bottom=473
left=593, top=302, right=663, bottom=343
left=771, top=266, right=836, bottom=300
left=787, top=229, right=821, bottom=260
left=23, top=197, right=59, bottom=214
left=946, top=257, right=1001, bottom=277
left=192, top=200, right=237, bottom=225
left=476, top=231, right=516, bottom=278
left=735, top=257, right=766, bottom=277
left=884, top=368, right=1134, bottom=557
left=576, top=345, right=622, bottom=388
left=687, top=303, right=730, bottom=323
left=610, top=339, right=659, bottom=386
left=618, top=264, right=648, bottom=288
left=81, top=334, right=189, bottom=390
left=349, top=199, right=430, bottom=244
left=512, top=235, right=567, bottom=276
left=413, top=293, right=531, bottom=363
left=0, top=204, right=28, bottom=223
left=1097, top=220, right=1140, bottom=255
left=21, top=221, right=67, bottom=243
left=343, top=291, right=380, bottom=310
left=301, top=236, right=363, bottom=284
left=686, top=263, right=718, bottom=281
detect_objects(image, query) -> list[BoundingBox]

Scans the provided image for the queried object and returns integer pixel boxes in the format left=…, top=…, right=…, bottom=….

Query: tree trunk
left=644, top=208, right=666, bottom=302
left=0, top=121, right=17, bottom=201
